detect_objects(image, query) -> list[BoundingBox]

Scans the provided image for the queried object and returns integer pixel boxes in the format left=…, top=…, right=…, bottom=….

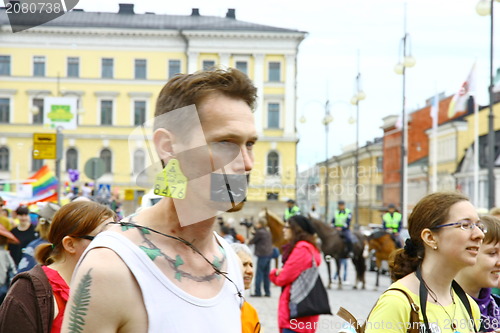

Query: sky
left=74, top=0, right=498, bottom=171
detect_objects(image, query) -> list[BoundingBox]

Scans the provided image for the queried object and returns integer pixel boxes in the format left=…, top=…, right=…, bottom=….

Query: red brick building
left=381, top=94, right=467, bottom=209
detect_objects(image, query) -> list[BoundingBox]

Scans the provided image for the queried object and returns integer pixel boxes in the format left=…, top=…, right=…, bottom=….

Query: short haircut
left=482, top=215, right=500, bottom=245
left=231, top=243, right=252, bottom=257
left=15, top=206, right=30, bottom=215
left=489, top=207, right=500, bottom=217
left=154, top=67, right=257, bottom=139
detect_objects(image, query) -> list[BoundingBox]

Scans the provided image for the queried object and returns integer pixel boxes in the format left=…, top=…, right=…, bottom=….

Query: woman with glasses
left=455, top=215, right=500, bottom=332
left=0, top=201, right=114, bottom=333
left=365, top=192, right=484, bottom=333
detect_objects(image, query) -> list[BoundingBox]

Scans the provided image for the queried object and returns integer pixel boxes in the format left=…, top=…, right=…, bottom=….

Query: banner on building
left=43, top=97, right=77, bottom=130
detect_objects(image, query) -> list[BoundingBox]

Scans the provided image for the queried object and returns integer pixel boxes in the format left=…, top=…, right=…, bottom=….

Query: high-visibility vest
left=383, top=212, right=402, bottom=232
left=334, top=209, right=351, bottom=228
left=284, top=206, right=300, bottom=221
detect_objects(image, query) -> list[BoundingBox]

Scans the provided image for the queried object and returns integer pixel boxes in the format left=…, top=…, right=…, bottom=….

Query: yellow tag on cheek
left=153, top=159, right=187, bottom=199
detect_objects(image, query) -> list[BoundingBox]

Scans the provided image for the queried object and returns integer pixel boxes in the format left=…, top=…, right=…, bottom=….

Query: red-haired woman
left=0, top=201, right=114, bottom=333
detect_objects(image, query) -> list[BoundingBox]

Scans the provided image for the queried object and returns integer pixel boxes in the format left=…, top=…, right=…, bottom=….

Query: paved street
left=248, top=258, right=393, bottom=333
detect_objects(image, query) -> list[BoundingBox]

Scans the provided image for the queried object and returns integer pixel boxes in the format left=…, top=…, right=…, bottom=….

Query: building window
left=100, top=100, right=113, bottom=125
left=267, top=151, right=279, bottom=175
left=0, top=55, right=10, bottom=75
left=0, top=147, right=8, bottom=171
left=102, top=58, right=114, bottom=78
left=100, top=148, right=112, bottom=173
left=66, top=148, right=78, bottom=171
left=235, top=61, right=248, bottom=75
left=267, top=103, right=280, bottom=128
left=33, top=56, right=45, bottom=77
left=32, top=98, right=44, bottom=124
left=0, top=98, right=10, bottom=123
left=202, top=60, right=215, bottom=70
left=133, top=149, right=145, bottom=174
left=268, top=62, right=281, bottom=82
left=376, top=185, right=383, bottom=201
left=32, top=158, right=43, bottom=172
left=267, top=192, right=279, bottom=201
left=376, top=156, right=383, bottom=173
left=135, top=59, right=147, bottom=79
left=134, top=101, right=146, bottom=126
left=67, top=57, right=79, bottom=78
left=168, top=60, right=181, bottom=79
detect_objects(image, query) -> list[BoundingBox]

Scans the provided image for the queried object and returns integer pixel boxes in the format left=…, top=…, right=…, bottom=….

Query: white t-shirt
left=0, top=250, right=16, bottom=285
left=80, top=230, right=244, bottom=333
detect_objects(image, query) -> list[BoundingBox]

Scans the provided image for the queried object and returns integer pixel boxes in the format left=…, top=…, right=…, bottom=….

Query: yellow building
left=0, top=5, right=306, bottom=215
left=315, top=139, right=383, bottom=227
left=430, top=100, right=500, bottom=209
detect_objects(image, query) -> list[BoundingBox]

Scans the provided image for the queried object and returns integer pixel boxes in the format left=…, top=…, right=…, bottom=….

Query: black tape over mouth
left=210, top=173, right=249, bottom=203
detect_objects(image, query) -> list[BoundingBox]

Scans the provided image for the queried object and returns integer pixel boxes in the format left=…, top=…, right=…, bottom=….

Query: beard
left=226, top=201, right=246, bottom=212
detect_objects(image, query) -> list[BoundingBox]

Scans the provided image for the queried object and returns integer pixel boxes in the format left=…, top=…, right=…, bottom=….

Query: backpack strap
left=337, top=306, right=364, bottom=333
left=387, top=288, right=420, bottom=333
left=336, top=287, right=420, bottom=333
left=451, top=280, right=477, bottom=332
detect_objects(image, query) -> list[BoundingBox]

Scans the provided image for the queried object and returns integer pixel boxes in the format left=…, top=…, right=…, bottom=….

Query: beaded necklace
left=108, top=221, right=243, bottom=304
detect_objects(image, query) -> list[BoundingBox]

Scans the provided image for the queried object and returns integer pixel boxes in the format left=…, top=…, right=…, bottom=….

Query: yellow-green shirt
left=365, top=281, right=481, bottom=333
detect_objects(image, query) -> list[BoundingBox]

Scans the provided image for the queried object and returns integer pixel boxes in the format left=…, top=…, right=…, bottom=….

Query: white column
left=187, top=52, right=198, bottom=74
left=219, top=53, right=230, bottom=68
left=253, top=53, right=264, bottom=134
left=284, top=54, right=296, bottom=136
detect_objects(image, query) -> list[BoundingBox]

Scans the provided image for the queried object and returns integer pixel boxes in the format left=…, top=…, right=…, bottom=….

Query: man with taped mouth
left=62, top=68, right=259, bottom=333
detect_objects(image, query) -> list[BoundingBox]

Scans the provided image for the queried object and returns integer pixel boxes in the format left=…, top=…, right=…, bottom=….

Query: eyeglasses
left=430, top=219, right=487, bottom=233
left=77, top=235, right=95, bottom=241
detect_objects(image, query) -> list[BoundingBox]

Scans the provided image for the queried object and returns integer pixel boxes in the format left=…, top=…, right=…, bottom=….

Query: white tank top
left=81, top=230, right=244, bottom=333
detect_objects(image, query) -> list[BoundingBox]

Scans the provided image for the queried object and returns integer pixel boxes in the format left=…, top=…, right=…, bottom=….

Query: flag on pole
left=430, top=93, right=439, bottom=193
left=448, top=63, right=476, bottom=118
left=430, top=94, right=439, bottom=122
left=493, top=68, right=500, bottom=93
left=25, top=165, right=58, bottom=197
left=395, top=115, right=402, bottom=130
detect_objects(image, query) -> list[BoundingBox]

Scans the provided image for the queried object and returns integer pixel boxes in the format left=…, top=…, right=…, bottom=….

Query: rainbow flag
left=26, top=165, right=58, bottom=197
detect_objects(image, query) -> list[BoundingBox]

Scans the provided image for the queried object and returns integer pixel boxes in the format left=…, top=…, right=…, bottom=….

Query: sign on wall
left=43, top=97, right=77, bottom=130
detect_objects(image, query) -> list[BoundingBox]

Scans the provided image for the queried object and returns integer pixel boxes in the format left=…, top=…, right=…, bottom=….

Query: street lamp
left=476, top=0, right=498, bottom=209
left=350, top=60, right=366, bottom=230
left=298, top=100, right=333, bottom=224
left=394, top=14, right=416, bottom=227
left=322, top=101, right=334, bottom=224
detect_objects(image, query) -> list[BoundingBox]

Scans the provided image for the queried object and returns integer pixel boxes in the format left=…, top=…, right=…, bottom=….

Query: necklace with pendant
left=108, top=221, right=243, bottom=303
left=422, top=277, right=458, bottom=332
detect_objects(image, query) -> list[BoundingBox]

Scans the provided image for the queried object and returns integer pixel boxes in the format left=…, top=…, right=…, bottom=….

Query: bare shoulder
left=390, top=274, right=419, bottom=295
left=62, top=247, right=147, bottom=333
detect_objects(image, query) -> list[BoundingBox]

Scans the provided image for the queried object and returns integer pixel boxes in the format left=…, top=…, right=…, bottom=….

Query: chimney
left=118, top=3, right=134, bottom=14
left=226, top=8, right=236, bottom=19
left=191, top=8, right=200, bottom=16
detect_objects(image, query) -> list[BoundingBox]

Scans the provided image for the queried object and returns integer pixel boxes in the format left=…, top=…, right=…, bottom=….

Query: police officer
left=382, top=203, right=402, bottom=248
left=331, top=200, right=354, bottom=257
left=284, top=199, right=301, bottom=221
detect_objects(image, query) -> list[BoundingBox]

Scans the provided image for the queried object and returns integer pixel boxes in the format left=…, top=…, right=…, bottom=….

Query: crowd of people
left=0, top=68, right=499, bottom=333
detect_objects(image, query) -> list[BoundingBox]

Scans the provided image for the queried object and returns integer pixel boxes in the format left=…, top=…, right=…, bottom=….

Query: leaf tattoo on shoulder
left=68, top=269, right=93, bottom=333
